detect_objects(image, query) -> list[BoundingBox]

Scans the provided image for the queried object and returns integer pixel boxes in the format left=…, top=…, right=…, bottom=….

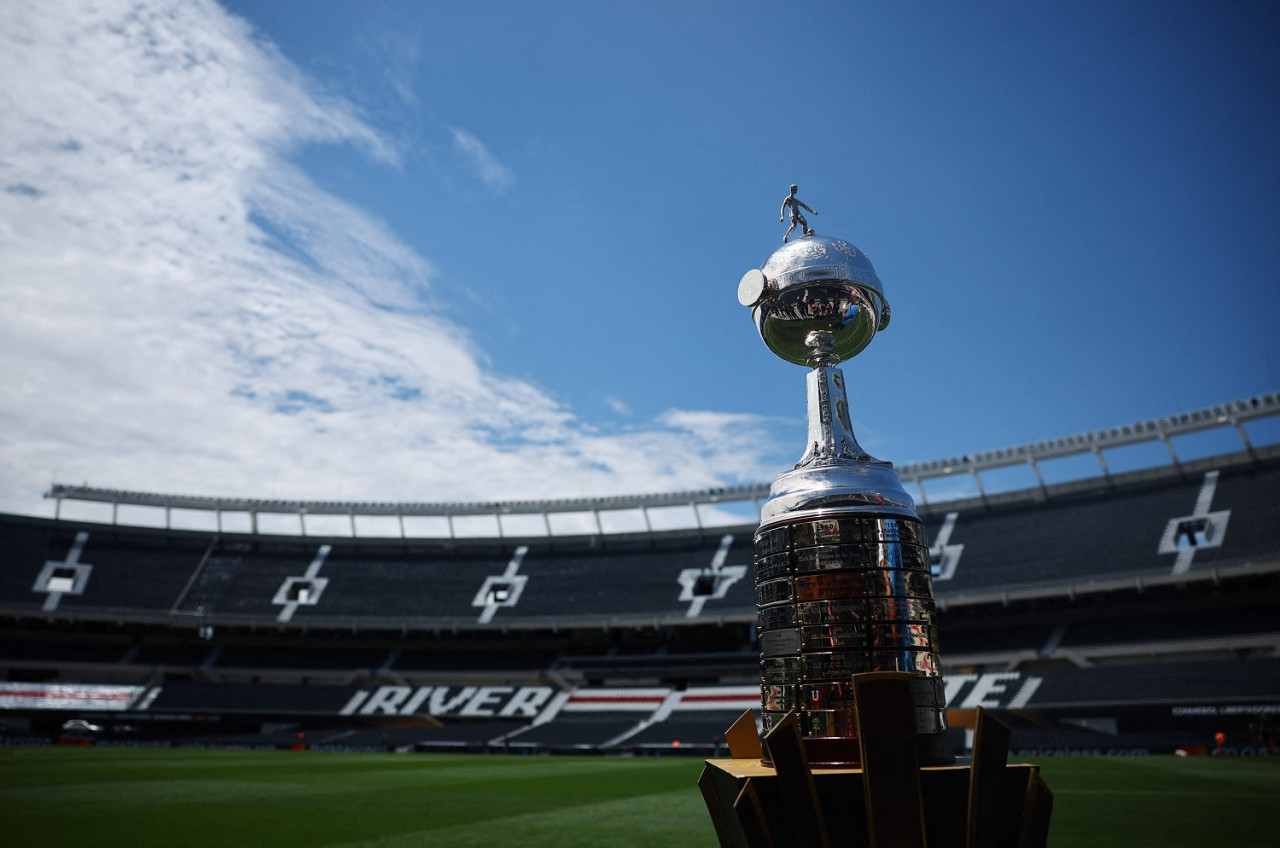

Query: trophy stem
left=797, top=331, right=875, bottom=469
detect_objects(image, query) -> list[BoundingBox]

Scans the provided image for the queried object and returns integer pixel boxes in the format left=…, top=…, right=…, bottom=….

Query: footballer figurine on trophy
left=780, top=184, right=817, bottom=243
left=737, top=189, right=953, bottom=767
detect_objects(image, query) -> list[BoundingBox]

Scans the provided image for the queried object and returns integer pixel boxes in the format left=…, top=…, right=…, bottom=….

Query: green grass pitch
left=2, top=747, right=1278, bottom=847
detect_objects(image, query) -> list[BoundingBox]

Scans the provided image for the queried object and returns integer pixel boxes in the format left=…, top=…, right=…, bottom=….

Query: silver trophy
left=739, top=189, right=953, bottom=767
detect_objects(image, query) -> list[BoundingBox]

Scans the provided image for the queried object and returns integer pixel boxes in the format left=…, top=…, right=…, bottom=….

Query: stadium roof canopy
left=46, top=392, right=1279, bottom=538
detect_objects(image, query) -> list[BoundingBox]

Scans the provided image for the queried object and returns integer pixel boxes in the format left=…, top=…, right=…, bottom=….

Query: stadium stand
left=4, top=403, right=1279, bottom=756
left=9, top=459, right=1277, bottom=629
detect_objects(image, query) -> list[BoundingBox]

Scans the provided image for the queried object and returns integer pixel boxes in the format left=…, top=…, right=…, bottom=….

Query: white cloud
left=0, top=0, right=785, bottom=517
left=364, top=24, right=423, bottom=106
left=450, top=127, right=514, bottom=192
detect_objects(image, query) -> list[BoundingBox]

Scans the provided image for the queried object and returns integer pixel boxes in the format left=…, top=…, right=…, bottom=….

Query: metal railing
left=46, top=392, right=1279, bottom=538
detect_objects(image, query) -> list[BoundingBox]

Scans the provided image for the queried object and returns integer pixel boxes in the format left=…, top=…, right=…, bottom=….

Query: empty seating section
left=1, top=459, right=1276, bottom=628
left=560, top=652, right=756, bottom=681
left=1006, top=727, right=1198, bottom=754
left=1028, top=657, right=1280, bottom=707
left=628, top=712, right=743, bottom=748
left=312, top=549, right=511, bottom=620
left=0, top=518, right=209, bottom=614
left=214, top=645, right=392, bottom=671
left=0, top=518, right=69, bottom=611
left=414, top=721, right=531, bottom=746
left=151, top=680, right=353, bottom=713
left=131, top=643, right=212, bottom=667
left=63, top=535, right=209, bottom=613
left=177, top=541, right=311, bottom=618
left=939, top=624, right=1059, bottom=656
left=0, top=637, right=131, bottom=665
left=1057, top=606, right=1279, bottom=647
left=510, top=534, right=755, bottom=619
left=393, top=648, right=561, bottom=673
left=509, top=714, right=640, bottom=747
left=1193, top=463, right=1280, bottom=567
left=4, top=456, right=1277, bottom=754
left=934, top=481, right=1198, bottom=594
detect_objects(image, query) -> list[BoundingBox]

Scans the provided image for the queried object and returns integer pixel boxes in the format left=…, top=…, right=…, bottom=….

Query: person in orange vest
left=1214, top=731, right=1225, bottom=755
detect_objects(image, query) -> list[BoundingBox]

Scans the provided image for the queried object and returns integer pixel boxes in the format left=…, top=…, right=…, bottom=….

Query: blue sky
left=2, top=0, right=1278, bottom=518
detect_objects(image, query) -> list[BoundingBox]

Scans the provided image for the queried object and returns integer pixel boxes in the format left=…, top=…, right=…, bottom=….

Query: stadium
left=6, top=3, right=1280, bottom=846
left=4, top=392, right=1278, bottom=763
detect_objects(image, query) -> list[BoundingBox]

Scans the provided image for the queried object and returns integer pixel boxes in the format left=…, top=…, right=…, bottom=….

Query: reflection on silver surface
left=792, top=542, right=932, bottom=573
left=760, top=656, right=801, bottom=686
left=865, top=622, right=937, bottom=649
left=755, top=553, right=792, bottom=581
left=866, top=650, right=941, bottom=676
left=793, top=597, right=937, bottom=626
left=793, top=569, right=936, bottom=601
left=756, top=525, right=791, bottom=556
left=788, top=516, right=929, bottom=547
left=749, top=234, right=890, bottom=368
left=803, top=681, right=857, bottom=709
left=756, top=577, right=794, bottom=607
left=760, top=463, right=916, bottom=525
left=764, top=706, right=945, bottom=738
left=802, top=651, right=878, bottom=680
left=758, top=284, right=882, bottom=369
left=865, top=597, right=937, bottom=622
left=762, top=708, right=858, bottom=739
left=758, top=604, right=798, bottom=630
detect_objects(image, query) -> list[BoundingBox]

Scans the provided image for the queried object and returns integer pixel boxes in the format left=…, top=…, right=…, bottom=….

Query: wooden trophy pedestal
left=698, top=673, right=1053, bottom=848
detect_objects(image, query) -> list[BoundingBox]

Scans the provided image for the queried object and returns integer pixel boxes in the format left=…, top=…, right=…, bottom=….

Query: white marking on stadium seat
left=599, top=690, right=684, bottom=748
left=674, top=686, right=759, bottom=711
left=943, top=673, right=977, bottom=705
left=499, top=687, right=554, bottom=718
left=930, top=513, right=964, bottom=581
left=360, top=685, right=412, bottom=715
left=343, top=685, right=556, bottom=718
left=459, top=686, right=514, bottom=717
left=676, top=534, right=748, bottom=617
left=1158, top=470, right=1231, bottom=575
left=958, top=672, right=1021, bottom=709
left=530, top=689, right=573, bottom=725
left=1039, top=624, right=1067, bottom=658
left=339, top=690, right=370, bottom=715
left=428, top=687, right=478, bottom=714
left=1194, top=470, right=1220, bottom=516
left=33, top=532, right=93, bottom=612
left=273, top=544, right=331, bottom=623
left=134, top=687, right=162, bottom=711
left=473, top=545, right=529, bottom=624
left=1007, top=675, right=1043, bottom=709
left=400, top=687, right=435, bottom=715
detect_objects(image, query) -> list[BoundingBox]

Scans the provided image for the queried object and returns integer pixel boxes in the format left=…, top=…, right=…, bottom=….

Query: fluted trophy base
left=755, top=463, right=955, bottom=768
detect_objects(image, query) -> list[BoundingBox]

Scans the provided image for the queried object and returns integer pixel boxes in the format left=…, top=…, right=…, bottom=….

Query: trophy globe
left=738, top=233, right=890, bottom=368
